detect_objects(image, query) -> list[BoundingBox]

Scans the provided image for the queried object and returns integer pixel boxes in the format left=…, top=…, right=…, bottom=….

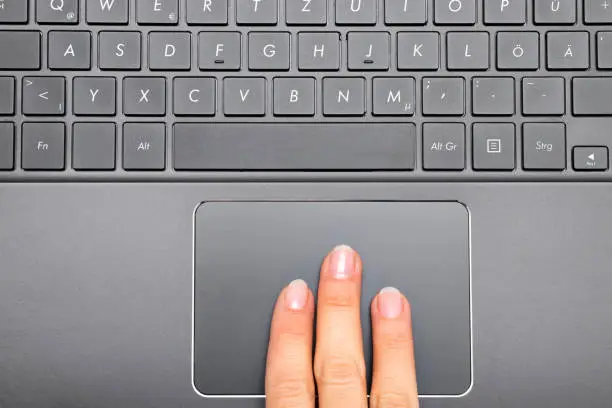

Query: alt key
left=573, top=146, right=609, bottom=171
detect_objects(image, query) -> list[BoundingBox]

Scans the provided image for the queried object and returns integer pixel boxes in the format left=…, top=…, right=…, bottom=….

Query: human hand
left=265, top=245, right=419, bottom=408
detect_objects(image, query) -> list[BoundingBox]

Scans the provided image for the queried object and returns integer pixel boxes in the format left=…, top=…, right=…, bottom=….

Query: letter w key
left=87, top=0, right=129, bottom=24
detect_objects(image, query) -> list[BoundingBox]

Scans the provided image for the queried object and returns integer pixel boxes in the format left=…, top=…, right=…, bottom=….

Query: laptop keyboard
left=1, top=0, right=612, bottom=179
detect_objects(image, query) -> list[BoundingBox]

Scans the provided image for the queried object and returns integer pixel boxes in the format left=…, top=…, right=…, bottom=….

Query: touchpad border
left=192, top=201, right=473, bottom=398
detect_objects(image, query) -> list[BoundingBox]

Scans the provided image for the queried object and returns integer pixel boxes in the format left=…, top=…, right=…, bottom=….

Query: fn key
left=22, top=122, right=65, bottom=170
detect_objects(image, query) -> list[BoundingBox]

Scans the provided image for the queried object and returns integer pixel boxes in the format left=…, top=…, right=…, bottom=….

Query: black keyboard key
left=149, top=32, right=191, bottom=70
left=236, top=0, right=278, bottom=25
left=472, top=77, right=515, bottom=116
left=372, top=77, right=415, bottom=116
left=99, top=31, right=141, bottom=70
left=273, top=77, right=316, bottom=116
left=73, top=77, right=117, bottom=116
left=187, top=0, right=228, bottom=25
left=22, top=77, right=66, bottom=116
left=0, top=31, right=41, bottom=70
left=434, top=0, right=476, bottom=25
left=385, top=0, right=427, bottom=25
left=397, top=32, right=439, bottom=70
left=446, top=32, right=489, bottom=70
left=123, top=123, right=166, bottom=170
left=472, top=123, right=516, bottom=171
left=198, top=32, right=241, bottom=71
left=597, top=32, right=612, bottom=69
left=0, top=77, right=15, bottom=115
left=347, top=32, right=390, bottom=71
left=546, top=31, right=589, bottom=70
left=136, top=0, right=178, bottom=24
left=0, top=122, right=14, bottom=170
left=585, top=0, right=612, bottom=24
left=323, top=77, right=365, bottom=116
left=48, top=31, right=92, bottom=70
left=422, top=77, right=465, bottom=116
left=286, top=0, right=327, bottom=25
left=87, top=0, right=129, bottom=24
left=522, top=77, right=565, bottom=116
left=522, top=123, right=566, bottom=170
left=497, top=31, right=539, bottom=70
left=422, top=123, right=465, bottom=170
left=0, top=0, right=28, bottom=23
left=123, top=77, right=166, bottom=116
left=72, top=123, right=116, bottom=170
left=36, top=0, right=79, bottom=24
left=173, top=77, right=217, bottom=116
left=534, top=0, right=575, bottom=24
left=21, top=122, right=66, bottom=171
left=572, top=77, right=612, bottom=116
left=336, top=0, right=376, bottom=25
left=223, top=77, right=266, bottom=116
left=573, top=146, right=608, bottom=171
left=173, top=123, right=416, bottom=170
left=484, top=0, right=526, bottom=25
left=298, top=32, right=340, bottom=71
left=248, top=32, right=291, bottom=71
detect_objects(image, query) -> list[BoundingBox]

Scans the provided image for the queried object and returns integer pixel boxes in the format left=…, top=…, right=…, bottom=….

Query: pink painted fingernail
left=378, top=287, right=403, bottom=319
left=327, top=245, right=357, bottom=280
left=284, top=279, right=308, bottom=310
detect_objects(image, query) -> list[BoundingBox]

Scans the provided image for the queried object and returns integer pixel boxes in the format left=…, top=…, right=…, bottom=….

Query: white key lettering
left=164, top=43, right=176, bottom=57
left=338, top=89, right=350, bottom=103
left=263, top=44, right=276, bottom=58
left=189, top=89, right=200, bottom=103
left=64, top=44, right=75, bottom=57
left=100, top=0, right=116, bottom=11
left=139, top=89, right=150, bottom=103
left=240, top=88, right=250, bottom=102
left=89, top=88, right=100, bottom=102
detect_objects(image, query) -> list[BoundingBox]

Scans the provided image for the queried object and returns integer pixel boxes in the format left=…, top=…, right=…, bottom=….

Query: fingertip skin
left=266, top=281, right=316, bottom=408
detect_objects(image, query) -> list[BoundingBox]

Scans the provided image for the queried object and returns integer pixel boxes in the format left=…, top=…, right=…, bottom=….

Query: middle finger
left=314, top=245, right=367, bottom=408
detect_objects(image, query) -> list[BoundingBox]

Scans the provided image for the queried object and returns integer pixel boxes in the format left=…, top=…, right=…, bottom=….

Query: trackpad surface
left=193, top=201, right=472, bottom=397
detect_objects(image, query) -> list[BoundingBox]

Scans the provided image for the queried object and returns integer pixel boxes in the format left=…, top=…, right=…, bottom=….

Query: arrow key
left=22, top=77, right=65, bottom=116
left=573, top=146, right=609, bottom=171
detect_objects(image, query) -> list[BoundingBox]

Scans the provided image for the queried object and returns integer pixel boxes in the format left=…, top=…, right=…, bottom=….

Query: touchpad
left=193, top=201, right=472, bottom=397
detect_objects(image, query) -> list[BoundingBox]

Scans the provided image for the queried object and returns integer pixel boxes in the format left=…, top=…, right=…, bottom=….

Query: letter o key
left=449, top=0, right=462, bottom=12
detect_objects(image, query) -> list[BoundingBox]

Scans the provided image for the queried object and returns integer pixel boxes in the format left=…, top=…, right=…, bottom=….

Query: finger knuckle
left=321, top=289, right=359, bottom=308
left=315, top=356, right=365, bottom=387
left=371, top=391, right=418, bottom=408
left=320, top=281, right=360, bottom=308
left=269, top=378, right=314, bottom=408
left=378, top=329, right=413, bottom=351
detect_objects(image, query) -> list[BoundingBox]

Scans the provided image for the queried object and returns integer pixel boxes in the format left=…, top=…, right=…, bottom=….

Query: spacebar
left=173, top=123, right=416, bottom=170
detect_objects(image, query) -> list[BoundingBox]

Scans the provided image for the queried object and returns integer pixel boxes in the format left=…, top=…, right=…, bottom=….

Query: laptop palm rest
left=193, top=201, right=472, bottom=397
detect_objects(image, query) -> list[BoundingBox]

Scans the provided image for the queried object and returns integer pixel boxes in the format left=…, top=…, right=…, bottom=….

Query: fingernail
left=327, top=245, right=357, bottom=280
left=285, top=279, right=308, bottom=310
left=378, top=287, right=403, bottom=319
